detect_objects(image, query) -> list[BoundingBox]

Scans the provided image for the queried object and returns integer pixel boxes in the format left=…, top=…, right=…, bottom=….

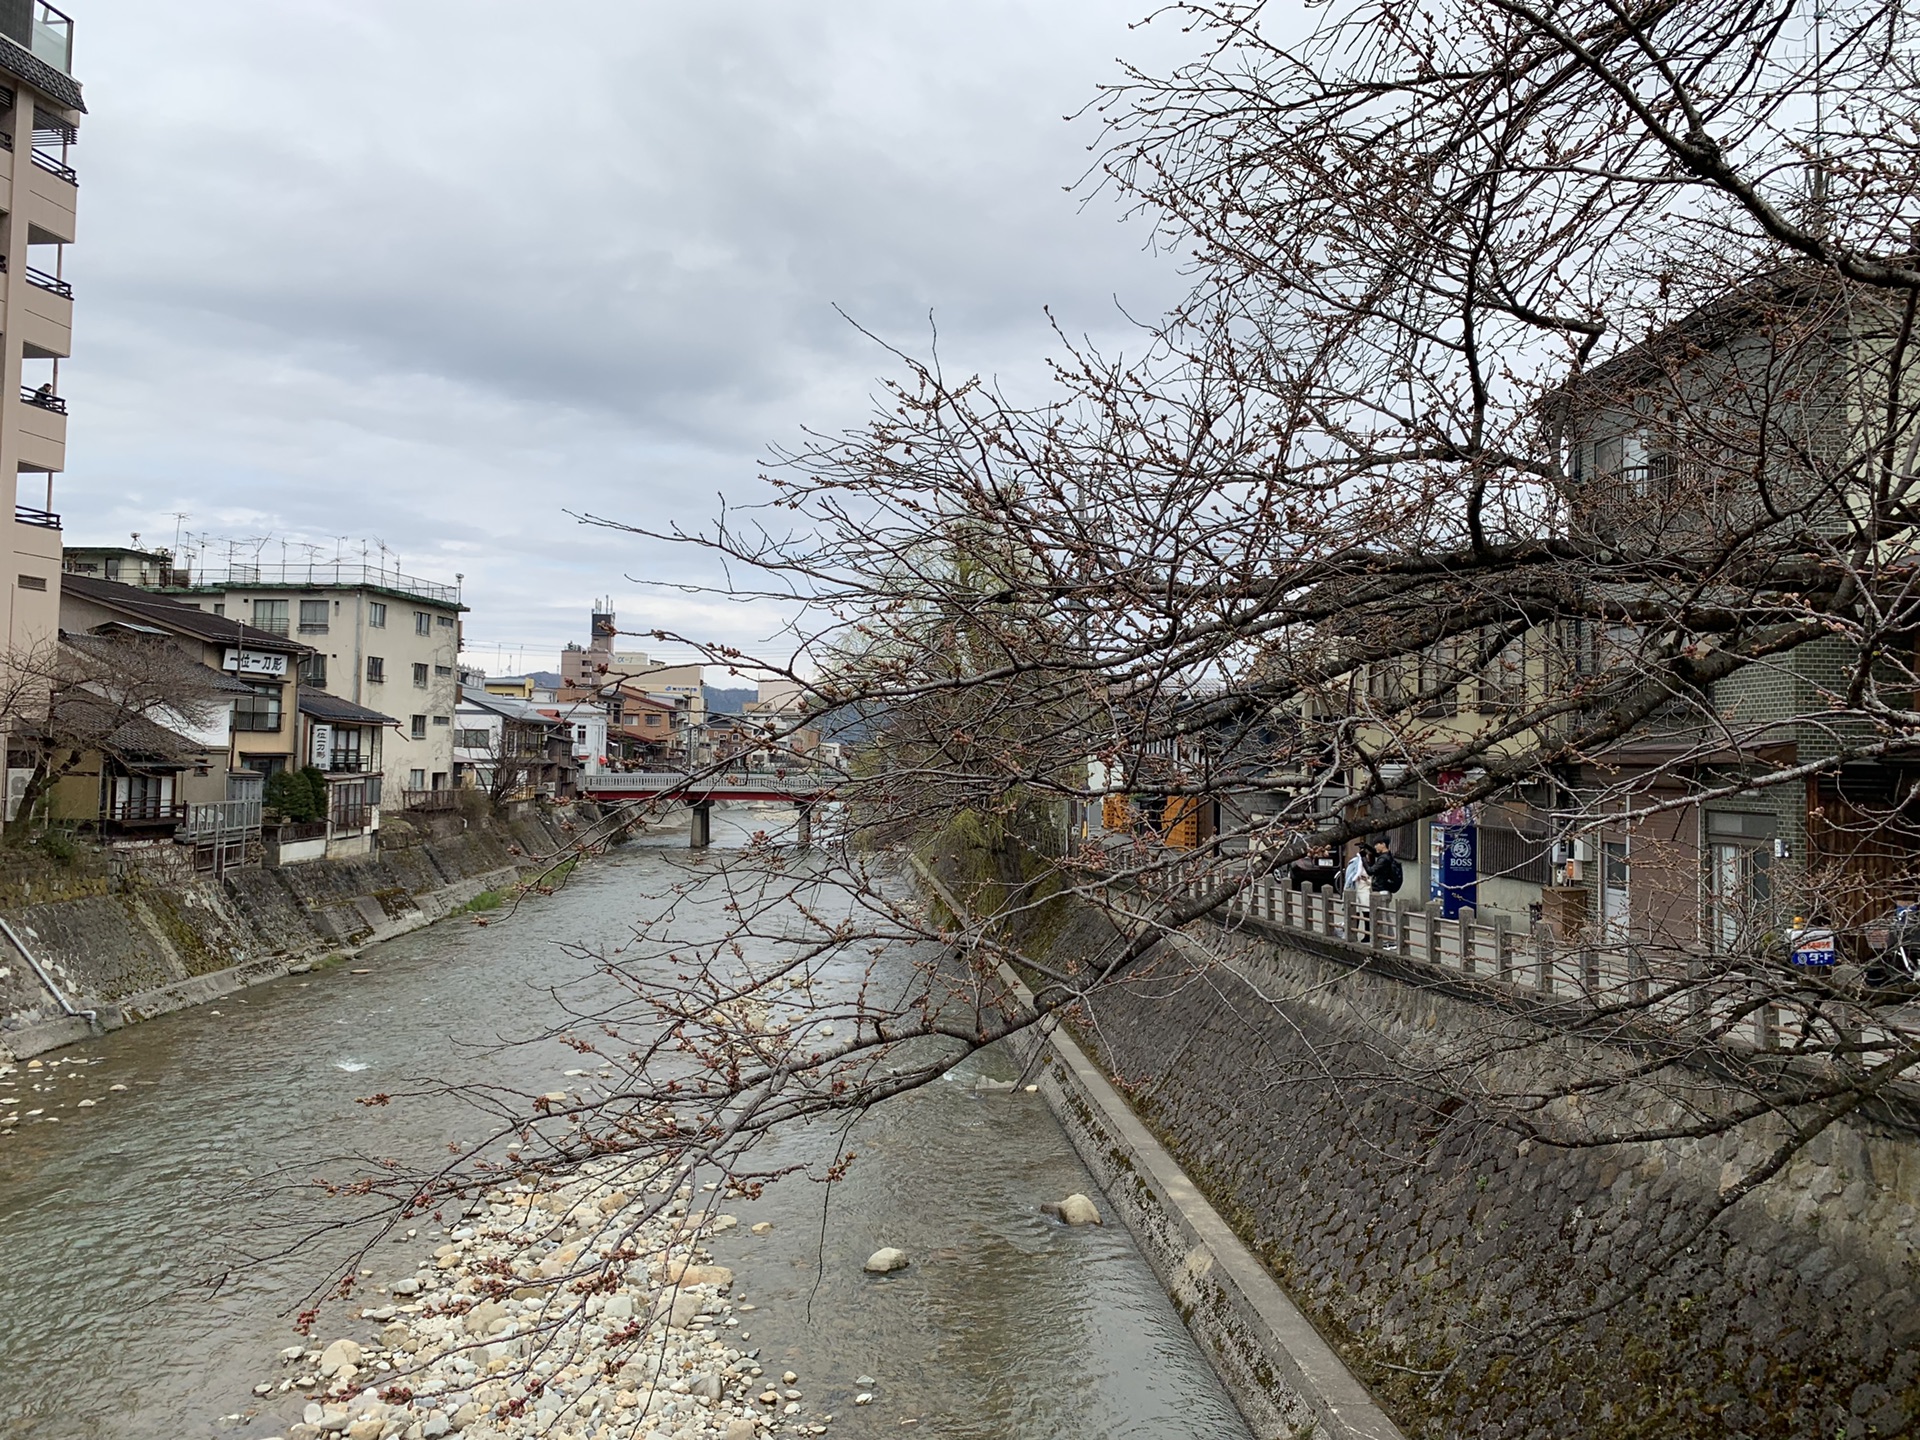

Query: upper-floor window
left=434, top=664, right=452, bottom=677
left=412, top=662, right=429, bottom=688
left=455, top=727, right=491, bottom=748
left=366, top=656, right=386, bottom=684
left=368, top=602, right=387, bottom=628
left=232, top=684, right=283, bottom=733
left=414, top=611, right=432, bottom=636
left=437, top=615, right=455, bottom=628
left=410, top=714, right=427, bottom=740
left=299, top=599, right=329, bottom=634
left=252, top=599, right=289, bottom=637
left=299, top=653, right=328, bottom=689
left=432, top=714, right=451, bottom=726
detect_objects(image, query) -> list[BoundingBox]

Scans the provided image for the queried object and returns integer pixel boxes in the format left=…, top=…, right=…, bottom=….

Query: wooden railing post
left=1457, top=906, right=1477, bottom=974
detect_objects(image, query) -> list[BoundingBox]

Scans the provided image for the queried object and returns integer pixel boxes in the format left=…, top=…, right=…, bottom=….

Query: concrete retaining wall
left=0, top=804, right=599, bottom=1060
left=923, top=831, right=1920, bottom=1439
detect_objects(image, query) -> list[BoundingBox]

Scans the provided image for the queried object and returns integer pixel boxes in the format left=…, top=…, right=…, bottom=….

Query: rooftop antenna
left=1811, top=0, right=1830, bottom=224
left=170, top=511, right=188, bottom=556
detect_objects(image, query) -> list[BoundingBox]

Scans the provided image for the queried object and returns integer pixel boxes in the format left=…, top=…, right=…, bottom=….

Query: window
left=213, top=603, right=225, bottom=617
left=299, top=652, right=328, bottom=689
left=408, top=768, right=426, bottom=790
left=414, top=611, right=432, bottom=636
left=434, top=664, right=452, bottom=677
left=331, top=779, right=370, bottom=831
left=455, top=728, right=491, bottom=748
left=368, top=602, right=387, bottom=628
left=410, top=714, right=427, bottom=739
left=241, top=755, right=286, bottom=778
left=366, top=656, right=385, bottom=684
left=252, top=599, right=289, bottom=636
left=298, top=599, right=329, bottom=634
left=645, top=713, right=661, bottom=727
left=437, top=615, right=455, bottom=628
left=232, top=684, right=283, bottom=732
left=16, top=574, right=44, bottom=591
left=432, top=714, right=450, bottom=726
left=412, top=662, right=429, bottom=688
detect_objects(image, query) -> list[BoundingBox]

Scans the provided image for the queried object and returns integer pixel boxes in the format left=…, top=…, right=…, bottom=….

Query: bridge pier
left=795, top=801, right=812, bottom=849
left=690, top=801, right=711, bottom=850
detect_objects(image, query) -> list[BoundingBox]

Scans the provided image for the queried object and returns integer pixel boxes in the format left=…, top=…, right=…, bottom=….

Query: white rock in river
left=318, top=1338, right=363, bottom=1376
left=421, top=1417, right=452, bottom=1439
left=604, top=1293, right=634, bottom=1321
left=1042, top=1193, right=1104, bottom=1226
left=863, top=1247, right=909, bottom=1274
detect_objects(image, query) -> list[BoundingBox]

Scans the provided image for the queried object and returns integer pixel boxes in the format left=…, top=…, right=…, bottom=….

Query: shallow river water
left=0, top=811, right=1249, bottom=1440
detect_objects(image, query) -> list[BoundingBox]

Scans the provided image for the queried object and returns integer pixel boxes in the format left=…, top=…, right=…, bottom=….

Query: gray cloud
left=56, top=0, right=1192, bottom=668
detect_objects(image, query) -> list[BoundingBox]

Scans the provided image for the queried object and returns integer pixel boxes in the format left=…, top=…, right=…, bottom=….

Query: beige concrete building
left=0, top=7, right=83, bottom=741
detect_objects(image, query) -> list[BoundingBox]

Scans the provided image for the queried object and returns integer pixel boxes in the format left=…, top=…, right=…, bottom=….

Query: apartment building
left=63, top=549, right=468, bottom=805
left=0, top=6, right=83, bottom=723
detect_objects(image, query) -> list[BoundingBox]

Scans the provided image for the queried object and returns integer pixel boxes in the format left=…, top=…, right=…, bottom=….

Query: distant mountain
left=704, top=686, right=756, bottom=714
left=527, top=670, right=563, bottom=689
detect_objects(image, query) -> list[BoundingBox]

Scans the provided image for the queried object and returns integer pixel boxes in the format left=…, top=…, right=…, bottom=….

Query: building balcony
left=104, top=797, right=186, bottom=833
left=15, top=389, right=64, bottom=472
left=323, top=751, right=374, bottom=774
left=20, top=383, right=64, bottom=414
left=14, top=504, right=58, bottom=529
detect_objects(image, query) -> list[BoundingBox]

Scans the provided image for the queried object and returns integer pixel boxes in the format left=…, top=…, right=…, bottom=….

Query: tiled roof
left=0, top=36, right=82, bottom=113
left=62, top=572, right=310, bottom=654
left=298, top=689, right=399, bottom=726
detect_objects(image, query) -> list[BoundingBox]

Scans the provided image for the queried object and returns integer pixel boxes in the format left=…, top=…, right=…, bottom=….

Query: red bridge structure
left=574, top=769, right=838, bottom=847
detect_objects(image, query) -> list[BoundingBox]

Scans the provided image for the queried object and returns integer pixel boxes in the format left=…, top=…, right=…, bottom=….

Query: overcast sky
left=55, top=1, right=1199, bottom=675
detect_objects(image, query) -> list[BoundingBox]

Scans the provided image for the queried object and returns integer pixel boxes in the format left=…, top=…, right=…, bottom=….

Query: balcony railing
left=24, top=265, right=69, bottom=298
left=29, top=149, right=74, bottom=184
left=20, top=385, right=64, bottom=414
left=324, top=751, right=373, bottom=774
left=180, top=797, right=263, bottom=840
left=249, top=615, right=290, bottom=637
left=402, top=789, right=458, bottom=812
left=107, top=797, right=186, bottom=825
left=14, top=504, right=58, bottom=529
left=180, top=562, right=462, bottom=607
left=26, top=2, right=71, bottom=74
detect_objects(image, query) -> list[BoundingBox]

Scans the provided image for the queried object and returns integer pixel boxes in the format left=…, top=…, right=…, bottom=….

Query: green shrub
left=299, top=766, right=329, bottom=819
left=265, top=769, right=324, bottom=822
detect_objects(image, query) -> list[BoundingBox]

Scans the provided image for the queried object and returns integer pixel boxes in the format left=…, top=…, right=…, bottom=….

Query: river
left=0, top=810, right=1249, bottom=1440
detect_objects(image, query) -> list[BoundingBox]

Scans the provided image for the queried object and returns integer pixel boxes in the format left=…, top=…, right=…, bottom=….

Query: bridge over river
left=575, top=768, right=838, bottom=846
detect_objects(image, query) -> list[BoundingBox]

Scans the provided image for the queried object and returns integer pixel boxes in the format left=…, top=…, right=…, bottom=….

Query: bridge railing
left=579, top=769, right=839, bottom=795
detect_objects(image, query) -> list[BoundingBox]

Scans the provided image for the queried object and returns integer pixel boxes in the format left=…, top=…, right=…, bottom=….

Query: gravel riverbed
left=257, top=1163, right=829, bottom=1440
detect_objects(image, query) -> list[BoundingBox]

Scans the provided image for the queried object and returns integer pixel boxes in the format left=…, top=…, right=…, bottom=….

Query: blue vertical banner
left=1429, top=817, right=1478, bottom=919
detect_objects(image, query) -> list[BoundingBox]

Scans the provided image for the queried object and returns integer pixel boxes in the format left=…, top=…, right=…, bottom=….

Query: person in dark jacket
left=1365, top=838, right=1405, bottom=896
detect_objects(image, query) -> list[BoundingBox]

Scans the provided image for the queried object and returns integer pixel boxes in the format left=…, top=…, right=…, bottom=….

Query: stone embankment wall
left=0, top=803, right=606, bottom=1060
left=929, top=836, right=1920, bottom=1440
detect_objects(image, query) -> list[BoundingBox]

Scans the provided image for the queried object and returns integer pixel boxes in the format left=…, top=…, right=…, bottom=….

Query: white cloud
left=56, top=0, right=1191, bottom=668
